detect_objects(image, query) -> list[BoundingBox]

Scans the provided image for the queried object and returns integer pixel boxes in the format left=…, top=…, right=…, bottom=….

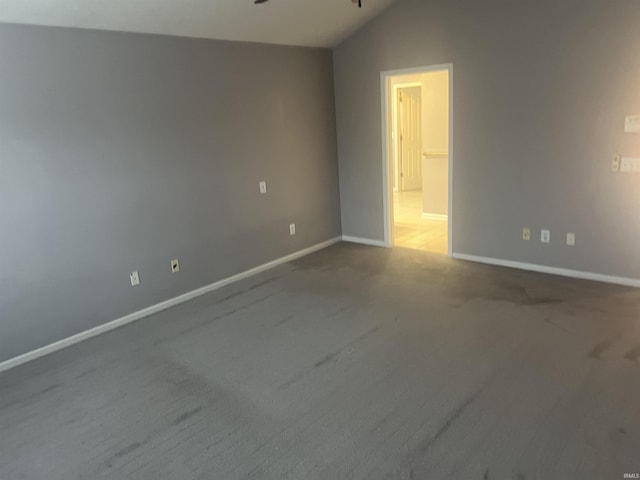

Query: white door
left=398, top=87, right=422, bottom=191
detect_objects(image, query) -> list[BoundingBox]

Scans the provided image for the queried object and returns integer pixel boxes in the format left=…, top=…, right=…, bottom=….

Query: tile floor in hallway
left=393, top=190, right=447, bottom=254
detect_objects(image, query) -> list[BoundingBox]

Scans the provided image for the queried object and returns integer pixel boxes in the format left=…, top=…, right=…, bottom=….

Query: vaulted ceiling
left=0, top=0, right=399, bottom=47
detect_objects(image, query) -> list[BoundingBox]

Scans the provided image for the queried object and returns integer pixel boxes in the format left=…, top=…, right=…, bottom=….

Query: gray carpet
left=1, top=242, right=639, bottom=479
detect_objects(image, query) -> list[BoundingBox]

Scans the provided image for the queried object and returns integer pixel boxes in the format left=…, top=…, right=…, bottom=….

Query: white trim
left=381, top=74, right=392, bottom=247
left=342, top=235, right=388, bottom=248
left=381, top=64, right=454, bottom=256
left=453, top=253, right=640, bottom=288
left=422, top=152, right=449, bottom=158
left=393, top=81, right=422, bottom=89
left=421, top=213, right=448, bottom=221
left=447, top=67, right=454, bottom=257
left=0, top=237, right=342, bottom=374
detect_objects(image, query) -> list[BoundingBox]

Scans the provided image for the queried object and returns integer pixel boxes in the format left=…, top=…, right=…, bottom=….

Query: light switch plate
left=620, top=157, right=640, bottom=173
left=625, top=115, right=640, bottom=133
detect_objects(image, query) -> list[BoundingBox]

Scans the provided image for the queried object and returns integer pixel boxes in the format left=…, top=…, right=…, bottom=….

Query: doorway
left=381, top=65, right=453, bottom=256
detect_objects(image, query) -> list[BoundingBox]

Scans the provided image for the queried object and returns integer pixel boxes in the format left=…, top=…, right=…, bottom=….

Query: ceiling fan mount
left=254, top=0, right=362, bottom=6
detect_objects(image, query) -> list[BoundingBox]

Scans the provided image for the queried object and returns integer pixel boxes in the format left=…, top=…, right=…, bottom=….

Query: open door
left=398, top=86, right=422, bottom=191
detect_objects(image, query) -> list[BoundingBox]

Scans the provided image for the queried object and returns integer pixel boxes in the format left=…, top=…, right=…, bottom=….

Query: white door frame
left=380, top=64, right=454, bottom=256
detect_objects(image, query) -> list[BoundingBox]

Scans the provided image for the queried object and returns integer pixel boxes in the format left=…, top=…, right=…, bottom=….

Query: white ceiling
left=0, top=0, right=398, bottom=47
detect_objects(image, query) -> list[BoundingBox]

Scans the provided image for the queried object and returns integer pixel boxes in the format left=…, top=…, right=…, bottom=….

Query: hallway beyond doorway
left=394, top=190, right=447, bottom=254
left=382, top=65, right=452, bottom=255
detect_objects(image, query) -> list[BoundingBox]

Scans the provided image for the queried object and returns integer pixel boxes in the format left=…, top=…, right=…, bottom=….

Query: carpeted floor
left=1, top=242, right=639, bottom=479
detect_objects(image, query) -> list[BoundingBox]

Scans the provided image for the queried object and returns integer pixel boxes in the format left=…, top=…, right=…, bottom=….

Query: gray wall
left=334, top=0, right=640, bottom=279
left=0, top=24, right=341, bottom=362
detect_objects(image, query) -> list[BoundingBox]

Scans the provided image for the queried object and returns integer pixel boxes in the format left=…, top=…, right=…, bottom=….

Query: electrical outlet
left=541, top=229, right=550, bottom=244
left=259, top=181, right=267, bottom=194
left=171, top=259, right=180, bottom=273
left=612, top=155, right=621, bottom=172
left=522, top=228, right=531, bottom=241
left=289, top=223, right=296, bottom=236
left=130, top=271, right=140, bottom=286
left=566, top=232, right=575, bottom=246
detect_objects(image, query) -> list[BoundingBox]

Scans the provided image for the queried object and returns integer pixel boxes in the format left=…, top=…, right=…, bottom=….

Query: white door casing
left=380, top=64, right=453, bottom=255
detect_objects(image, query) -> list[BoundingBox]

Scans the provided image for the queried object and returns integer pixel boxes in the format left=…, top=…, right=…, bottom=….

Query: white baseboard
left=0, top=237, right=342, bottom=374
left=452, top=253, right=640, bottom=288
left=342, top=235, right=388, bottom=248
left=421, top=213, right=448, bottom=221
